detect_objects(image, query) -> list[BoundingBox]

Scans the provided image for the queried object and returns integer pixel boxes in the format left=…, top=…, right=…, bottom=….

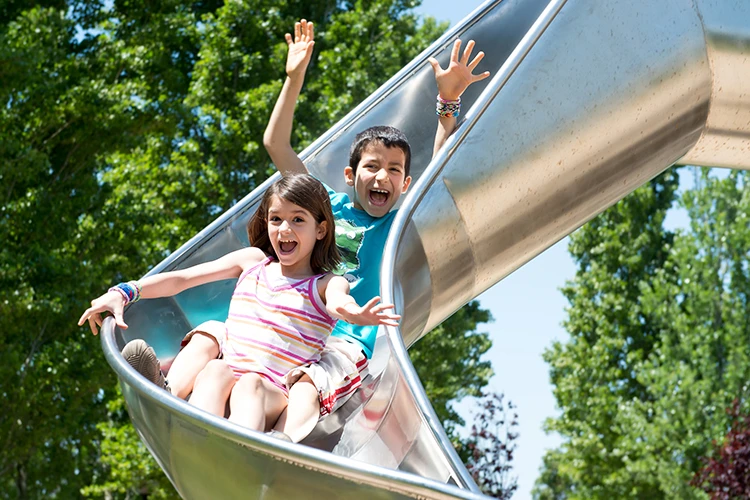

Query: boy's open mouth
left=279, top=240, right=298, bottom=254
left=368, top=188, right=390, bottom=207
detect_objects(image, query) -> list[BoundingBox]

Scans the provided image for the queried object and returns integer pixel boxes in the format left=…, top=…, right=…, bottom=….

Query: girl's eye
left=293, top=217, right=305, bottom=223
left=269, top=216, right=281, bottom=222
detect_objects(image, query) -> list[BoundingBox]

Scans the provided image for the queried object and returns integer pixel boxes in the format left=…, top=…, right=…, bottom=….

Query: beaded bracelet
left=108, top=280, right=142, bottom=305
left=436, top=95, right=461, bottom=118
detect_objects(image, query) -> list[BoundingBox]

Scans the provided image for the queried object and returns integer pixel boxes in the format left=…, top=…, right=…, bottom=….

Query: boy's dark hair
left=349, top=125, right=411, bottom=177
left=247, top=174, right=341, bottom=274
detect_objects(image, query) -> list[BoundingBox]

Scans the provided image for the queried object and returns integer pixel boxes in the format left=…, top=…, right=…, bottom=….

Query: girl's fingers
left=87, top=315, right=99, bottom=335
left=467, top=51, right=485, bottom=71
left=285, top=33, right=293, bottom=46
left=307, top=21, right=314, bottom=41
left=427, top=57, right=442, bottom=75
left=294, top=22, right=301, bottom=42
left=362, top=296, right=381, bottom=311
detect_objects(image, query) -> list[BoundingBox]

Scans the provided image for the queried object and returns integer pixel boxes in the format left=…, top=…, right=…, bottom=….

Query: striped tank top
left=222, top=256, right=337, bottom=393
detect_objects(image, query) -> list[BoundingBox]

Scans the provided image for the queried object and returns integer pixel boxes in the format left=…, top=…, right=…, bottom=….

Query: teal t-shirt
left=325, top=184, right=397, bottom=358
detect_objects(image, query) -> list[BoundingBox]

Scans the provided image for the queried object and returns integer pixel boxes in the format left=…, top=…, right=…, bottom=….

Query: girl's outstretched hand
left=428, top=39, right=491, bottom=101
left=77, top=291, right=128, bottom=335
left=285, top=19, right=315, bottom=80
left=336, top=296, right=401, bottom=327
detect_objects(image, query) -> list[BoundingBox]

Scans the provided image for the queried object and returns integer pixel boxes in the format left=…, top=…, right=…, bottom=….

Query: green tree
left=535, top=168, right=750, bottom=499
left=2, top=1, right=498, bottom=497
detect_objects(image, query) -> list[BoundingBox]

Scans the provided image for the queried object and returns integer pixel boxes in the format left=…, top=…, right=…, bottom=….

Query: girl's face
left=267, top=195, right=327, bottom=275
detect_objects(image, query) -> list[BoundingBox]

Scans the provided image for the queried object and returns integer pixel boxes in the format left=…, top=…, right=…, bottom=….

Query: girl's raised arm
left=78, top=247, right=266, bottom=335
left=322, top=275, right=401, bottom=327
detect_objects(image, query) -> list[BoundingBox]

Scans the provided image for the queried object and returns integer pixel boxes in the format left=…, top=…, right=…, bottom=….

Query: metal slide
left=99, top=0, right=750, bottom=498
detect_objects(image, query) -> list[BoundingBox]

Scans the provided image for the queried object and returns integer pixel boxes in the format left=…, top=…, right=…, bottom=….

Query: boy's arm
left=428, top=39, right=491, bottom=158
left=263, top=20, right=315, bottom=176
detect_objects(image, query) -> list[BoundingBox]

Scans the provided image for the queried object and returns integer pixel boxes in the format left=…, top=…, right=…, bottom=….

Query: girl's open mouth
left=279, top=240, right=298, bottom=254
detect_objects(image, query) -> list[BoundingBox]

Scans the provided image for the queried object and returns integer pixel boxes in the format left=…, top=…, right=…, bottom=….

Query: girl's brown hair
left=247, top=174, right=341, bottom=274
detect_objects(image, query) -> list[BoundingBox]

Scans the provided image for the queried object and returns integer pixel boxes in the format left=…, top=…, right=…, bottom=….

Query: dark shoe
left=121, top=339, right=170, bottom=393
left=266, top=430, right=293, bottom=443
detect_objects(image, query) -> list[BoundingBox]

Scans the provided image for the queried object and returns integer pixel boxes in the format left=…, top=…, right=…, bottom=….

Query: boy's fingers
left=473, top=70, right=491, bottom=82
left=450, top=39, right=461, bottom=62
left=467, top=51, right=485, bottom=70
left=461, top=39, right=476, bottom=64
left=427, top=57, right=441, bottom=74
left=285, top=33, right=293, bottom=46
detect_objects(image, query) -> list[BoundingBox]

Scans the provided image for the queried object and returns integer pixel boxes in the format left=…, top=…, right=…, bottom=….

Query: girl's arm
left=78, top=247, right=266, bottom=335
left=322, top=275, right=401, bottom=326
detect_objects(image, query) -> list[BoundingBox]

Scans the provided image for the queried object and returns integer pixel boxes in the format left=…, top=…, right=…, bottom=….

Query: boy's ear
left=316, top=220, right=327, bottom=240
left=344, top=166, right=355, bottom=186
left=401, top=175, right=412, bottom=193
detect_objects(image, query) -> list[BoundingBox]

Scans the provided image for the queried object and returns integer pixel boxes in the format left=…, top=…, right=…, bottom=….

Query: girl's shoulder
left=315, top=272, right=346, bottom=297
left=233, top=246, right=269, bottom=270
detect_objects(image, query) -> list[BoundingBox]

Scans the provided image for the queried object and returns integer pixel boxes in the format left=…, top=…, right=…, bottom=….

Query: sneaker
left=121, top=339, right=170, bottom=393
left=266, top=430, right=293, bottom=443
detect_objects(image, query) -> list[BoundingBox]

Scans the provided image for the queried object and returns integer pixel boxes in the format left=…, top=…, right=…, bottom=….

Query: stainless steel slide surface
left=100, top=0, right=750, bottom=498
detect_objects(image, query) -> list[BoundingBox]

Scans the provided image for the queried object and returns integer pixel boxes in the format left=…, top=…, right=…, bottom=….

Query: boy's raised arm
left=263, top=20, right=316, bottom=176
left=428, top=39, right=491, bottom=158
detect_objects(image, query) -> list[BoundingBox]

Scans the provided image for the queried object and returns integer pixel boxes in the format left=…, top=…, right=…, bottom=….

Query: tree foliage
left=1, top=0, right=465, bottom=497
left=464, top=391, right=519, bottom=499
left=691, top=399, right=750, bottom=499
left=534, top=168, right=750, bottom=499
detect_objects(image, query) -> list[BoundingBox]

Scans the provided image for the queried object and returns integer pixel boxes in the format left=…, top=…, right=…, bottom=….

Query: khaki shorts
left=287, top=336, right=369, bottom=418
left=180, top=320, right=227, bottom=357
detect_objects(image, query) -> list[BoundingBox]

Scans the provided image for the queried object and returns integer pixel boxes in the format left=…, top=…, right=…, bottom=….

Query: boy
left=109, top=19, right=489, bottom=443
left=263, top=20, right=490, bottom=442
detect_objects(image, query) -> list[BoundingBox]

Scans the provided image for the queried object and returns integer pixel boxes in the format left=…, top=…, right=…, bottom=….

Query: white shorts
left=287, top=336, right=369, bottom=417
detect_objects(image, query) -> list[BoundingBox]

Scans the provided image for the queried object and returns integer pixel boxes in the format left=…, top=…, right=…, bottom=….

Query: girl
left=78, top=174, right=399, bottom=433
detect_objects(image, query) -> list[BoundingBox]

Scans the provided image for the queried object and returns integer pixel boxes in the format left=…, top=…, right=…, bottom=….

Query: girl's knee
left=184, top=332, right=220, bottom=357
left=235, top=373, right=265, bottom=394
left=196, top=360, right=233, bottom=384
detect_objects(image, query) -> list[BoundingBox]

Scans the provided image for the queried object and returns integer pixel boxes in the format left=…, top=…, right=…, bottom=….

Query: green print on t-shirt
left=334, top=219, right=364, bottom=279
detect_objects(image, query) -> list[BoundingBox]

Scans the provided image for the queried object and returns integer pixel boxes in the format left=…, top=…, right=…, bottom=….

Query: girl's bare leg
left=167, top=333, right=220, bottom=399
left=272, top=374, right=320, bottom=442
left=189, top=360, right=235, bottom=416
left=228, top=374, right=288, bottom=432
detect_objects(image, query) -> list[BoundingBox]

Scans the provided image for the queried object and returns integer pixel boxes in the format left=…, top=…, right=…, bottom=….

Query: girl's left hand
left=337, top=296, right=401, bottom=327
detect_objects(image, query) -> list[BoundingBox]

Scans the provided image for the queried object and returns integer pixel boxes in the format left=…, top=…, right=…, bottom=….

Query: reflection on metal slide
left=99, top=0, right=750, bottom=498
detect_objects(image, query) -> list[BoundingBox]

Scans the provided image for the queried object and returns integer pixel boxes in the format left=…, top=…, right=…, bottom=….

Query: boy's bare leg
left=272, top=374, right=320, bottom=442
left=189, top=360, right=235, bottom=416
left=228, top=374, right=288, bottom=432
left=167, top=333, right=219, bottom=399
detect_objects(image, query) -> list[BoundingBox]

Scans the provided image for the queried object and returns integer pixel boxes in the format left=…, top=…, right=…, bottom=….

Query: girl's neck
left=271, top=259, right=315, bottom=280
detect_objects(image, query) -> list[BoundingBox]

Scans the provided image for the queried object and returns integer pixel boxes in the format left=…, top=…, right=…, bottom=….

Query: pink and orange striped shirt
left=222, top=256, right=337, bottom=394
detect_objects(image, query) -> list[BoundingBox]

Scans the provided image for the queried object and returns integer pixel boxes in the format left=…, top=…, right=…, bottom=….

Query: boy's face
left=345, top=142, right=411, bottom=218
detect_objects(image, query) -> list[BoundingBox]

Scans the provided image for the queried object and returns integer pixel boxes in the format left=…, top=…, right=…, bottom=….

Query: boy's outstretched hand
left=78, top=291, right=129, bottom=335
left=428, top=39, right=491, bottom=101
left=285, top=19, right=315, bottom=80
left=336, top=297, right=401, bottom=327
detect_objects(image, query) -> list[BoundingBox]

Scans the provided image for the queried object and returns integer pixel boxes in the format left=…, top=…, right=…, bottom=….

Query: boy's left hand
left=285, top=19, right=315, bottom=80
left=428, top=39, right=491, bottom=101
left=337, top=297, right=401, bottom=327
